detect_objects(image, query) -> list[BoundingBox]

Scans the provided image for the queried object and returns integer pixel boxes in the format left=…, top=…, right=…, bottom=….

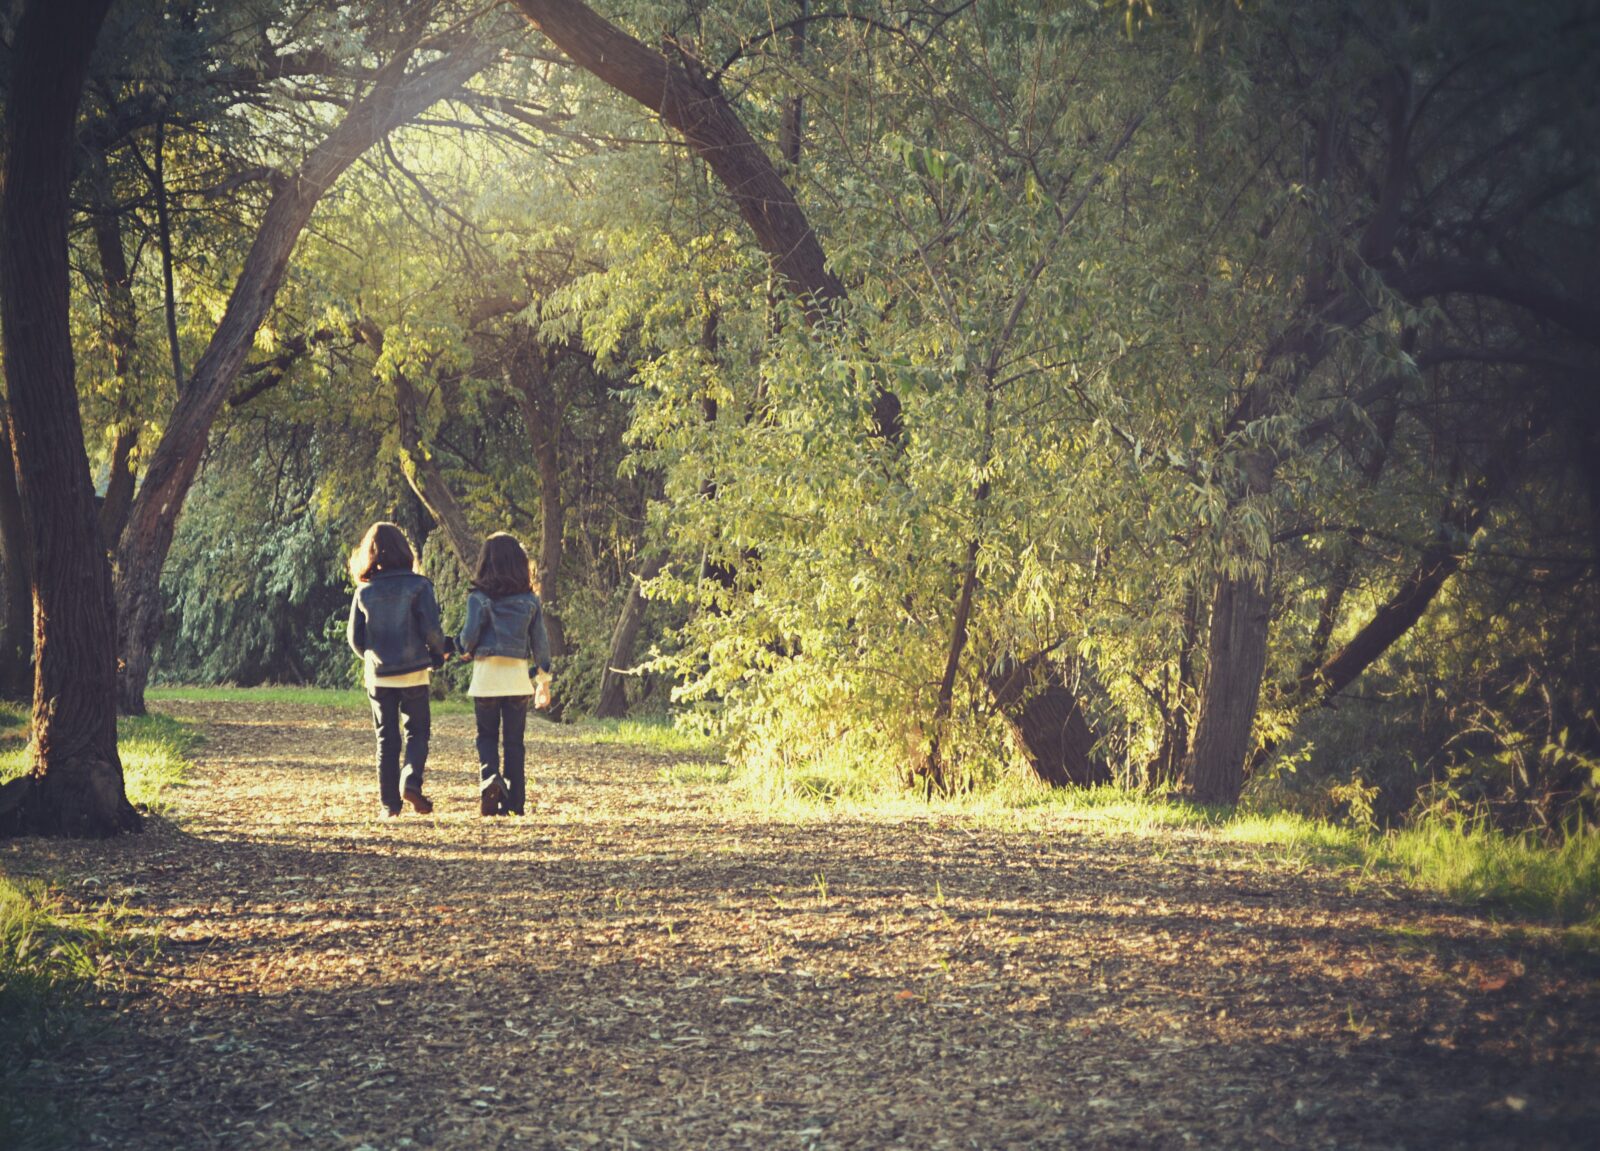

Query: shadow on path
left=3, top=699, right=1595, bottom=1150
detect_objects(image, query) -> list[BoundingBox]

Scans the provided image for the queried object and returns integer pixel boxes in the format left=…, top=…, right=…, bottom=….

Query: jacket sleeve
left=415, top=578, right=449, bottom=656
left=529, top=595, right=552, bottom=674
left=458, top=591, right=488, bottom=655
left=347, top=590, right=366, bottom=656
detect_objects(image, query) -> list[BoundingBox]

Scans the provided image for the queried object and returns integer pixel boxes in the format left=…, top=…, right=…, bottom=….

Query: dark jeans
left=369, top=684, right=431, bottom=811
left=474, top=695, right=530, bottom=814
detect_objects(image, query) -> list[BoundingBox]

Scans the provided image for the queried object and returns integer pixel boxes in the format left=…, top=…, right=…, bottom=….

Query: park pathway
left=5, top=698, right=1597, bottom=1149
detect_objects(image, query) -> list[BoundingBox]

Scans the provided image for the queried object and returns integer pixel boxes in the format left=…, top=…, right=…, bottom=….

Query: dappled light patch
left=1, top=698, right=1595, bottom=1148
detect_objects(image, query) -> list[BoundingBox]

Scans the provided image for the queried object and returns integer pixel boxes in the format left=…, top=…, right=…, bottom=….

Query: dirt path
left=4, top=700, right=1597, bottom=1150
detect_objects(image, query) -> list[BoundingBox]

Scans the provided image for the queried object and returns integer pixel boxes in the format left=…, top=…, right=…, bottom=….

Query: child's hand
left=534, top=672, right=552, bottom=711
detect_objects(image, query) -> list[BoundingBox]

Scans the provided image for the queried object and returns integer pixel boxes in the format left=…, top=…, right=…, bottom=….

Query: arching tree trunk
left=0, top=0, right=140, bottom=837
left=0, top=414, right=33, bottom=702
left=357, top=317, right=484, bottom=574
left=113, top=41, right=492, bottom=715
left=509, top=0, right=901, bottom=440
left=595, top=554, right=665, bottom=719
left=988, top=653, right=1110, bottom=787
left=512, top=0, right=838, bottom=304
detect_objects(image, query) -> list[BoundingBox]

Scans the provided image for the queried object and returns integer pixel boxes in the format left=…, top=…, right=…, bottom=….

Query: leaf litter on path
left=2, top=698, right=1596, bottom=1149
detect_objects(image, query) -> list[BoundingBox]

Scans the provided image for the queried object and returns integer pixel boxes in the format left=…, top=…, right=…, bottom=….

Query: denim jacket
left=458, top=589, right=552, bottom=673
left=347, top=571, right=449, bottom=677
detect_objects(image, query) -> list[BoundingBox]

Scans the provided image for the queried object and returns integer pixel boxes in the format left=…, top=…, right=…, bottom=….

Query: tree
left=113, top=10, right=504, bottom=712
left=0, top=413, right=33, bottom=702
left=0, top=0, right=140, bottom=836
left=1173, top=0, right=1600, bottom=804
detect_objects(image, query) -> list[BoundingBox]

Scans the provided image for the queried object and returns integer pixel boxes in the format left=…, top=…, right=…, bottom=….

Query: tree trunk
left=113, top=42, right=491, bottom=713
left=534, top=429, right=566, bottom=657
left=0, top=0, right=140, bottom=837
left=1297, top=464, right=1512, bottom=708
left=511, top=0, right=839, bottom=306
left=508, top=0, right=901, bottom=440
left=914, top=391, right=996, bottom=792
left=1146, top=577, right=1200, bottom=789
left=595, top=554, right=665, bottom=719
left=0, top=414, right=33, bottom=701
left=363, top=316, right=484, bottom=574
left=150, top=117, right=185, bottom=392
left=99, top=426, right=139, bottom=552
left=914, top=536, right=981, bottom=793
left=988, top=653, right=1110, bottom=787
left=89, top=172, right=141, bottom=551
left=507, top=339, right=567, bottom=657
left=1184, top=563, right=1274, bottom=807
left=779, top=0, right=809, bottom=171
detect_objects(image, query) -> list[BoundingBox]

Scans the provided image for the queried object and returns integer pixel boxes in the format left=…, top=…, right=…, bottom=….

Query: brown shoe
left=381, top=806, right=402, bottom=819
left=403, top=788, right=434, bottom=815
left=480, top=776, right=505, bottom=817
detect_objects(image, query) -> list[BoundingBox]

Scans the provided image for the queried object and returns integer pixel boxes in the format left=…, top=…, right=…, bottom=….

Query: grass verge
left=1, top=709, right=200, bottom=816
left=0, top=877, right=144, bottom=1148
left=147, top=686, right=718, bottom=744
left=572, top=716, right=722, bottom=757
left=719, top=755, right=1600, bottom=934
left=148, top=683, right=476, bottom=714
left=2, top=700, right=186, bottom=1146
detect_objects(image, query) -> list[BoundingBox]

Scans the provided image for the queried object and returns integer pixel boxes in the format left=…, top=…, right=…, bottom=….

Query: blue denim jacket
left=457, top=589, right=552, bottom=672
left=347, top=571, right=449, bottom=677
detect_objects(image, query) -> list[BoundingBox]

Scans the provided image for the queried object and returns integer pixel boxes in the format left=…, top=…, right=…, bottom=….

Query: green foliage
left=39, top=0, right=1599, bottom=848
left=155, top=469, right=355, bottom=689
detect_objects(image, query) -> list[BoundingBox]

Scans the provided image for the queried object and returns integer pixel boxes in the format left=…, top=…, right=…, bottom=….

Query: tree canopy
left=2, top=0, right=1596, bottom=835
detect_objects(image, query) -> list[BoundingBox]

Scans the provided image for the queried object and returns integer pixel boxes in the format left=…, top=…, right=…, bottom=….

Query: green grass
left=2, top=702, right=194, bottom=1142
left=711, top=754, right=1600, bottom=933
left=147, top=683, right=477, bottom=714
left=1374, top=817, right=1600, bottom=928
left=0, top=712, right=200, bottom=815
left=571, top=715, right=723, bottom=756
left=0, top=876, right=140, bottom=1145
left=0, top=878, right=129, bottom=1047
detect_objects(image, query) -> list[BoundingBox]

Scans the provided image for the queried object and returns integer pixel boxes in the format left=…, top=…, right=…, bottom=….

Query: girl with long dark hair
left=456, top=532, right=553, bottom=815
left=346, top=522, right=450, bottom=816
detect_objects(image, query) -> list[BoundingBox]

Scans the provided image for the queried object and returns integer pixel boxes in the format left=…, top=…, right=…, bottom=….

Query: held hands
left=534, top=671, right=553, bottom=711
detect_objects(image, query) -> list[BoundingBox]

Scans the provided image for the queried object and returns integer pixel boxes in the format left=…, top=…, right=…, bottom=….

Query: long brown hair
left=348, top=522, right=415, bottom=583
left=471, top=532, right=534, bottom=598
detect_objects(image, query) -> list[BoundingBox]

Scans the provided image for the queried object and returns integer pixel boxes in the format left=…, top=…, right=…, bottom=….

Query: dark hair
left=471, top=532, right=534, bottom=598
left=349, top=522, right=415, bottom=583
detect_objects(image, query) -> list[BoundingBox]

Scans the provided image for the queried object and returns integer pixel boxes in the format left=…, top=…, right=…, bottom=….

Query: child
left=347, top=522, right=451, bottom=817
left=457, top=532, right=552, bottom=816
